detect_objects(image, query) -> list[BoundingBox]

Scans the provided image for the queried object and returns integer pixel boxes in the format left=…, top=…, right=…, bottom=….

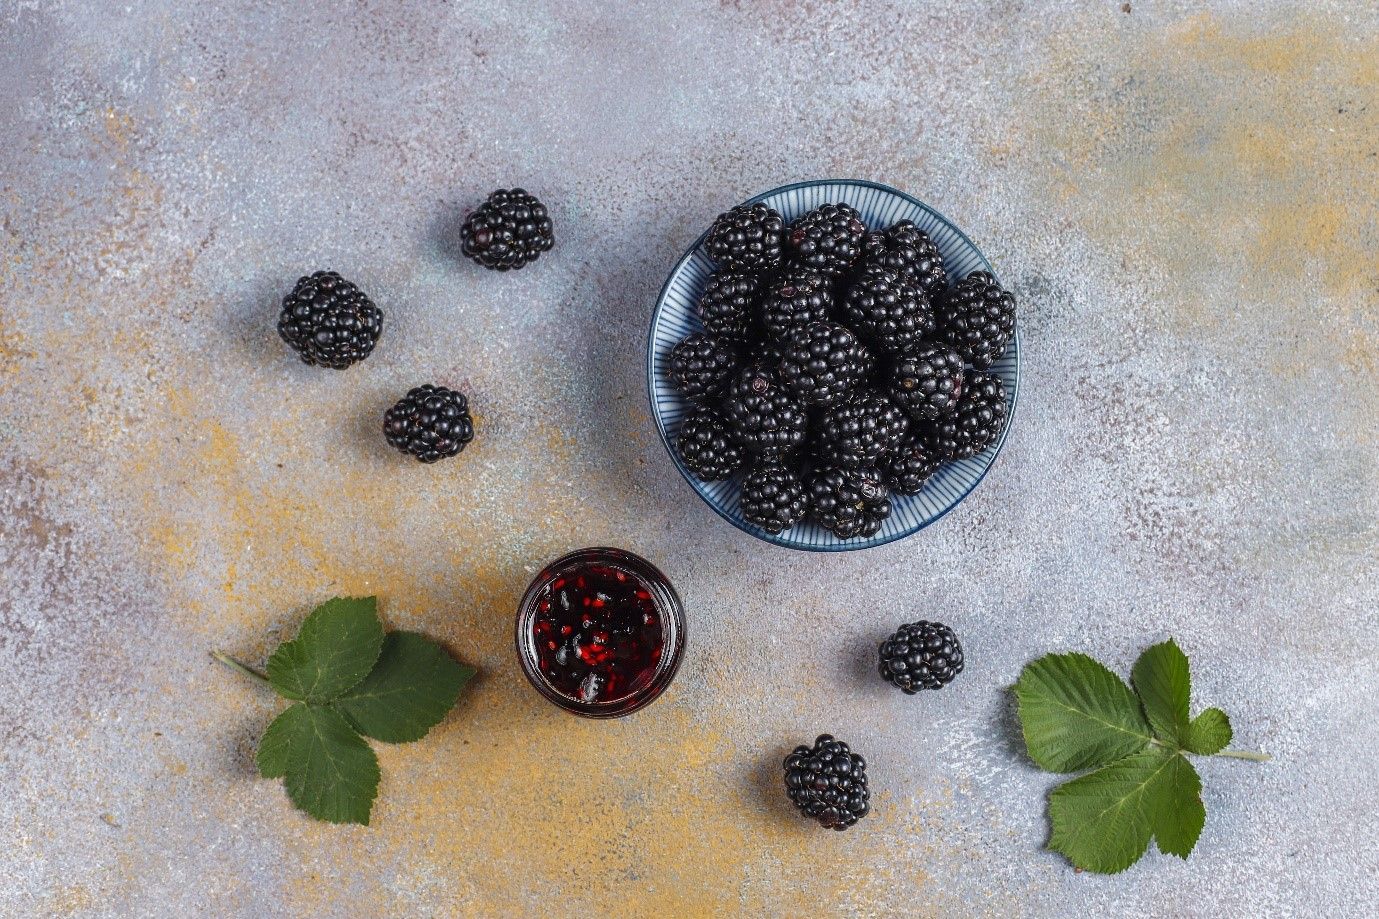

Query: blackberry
left=740, top=461, right=809, bottom=534
left=888, top=344, right=966, bottom=421
left=277, top=271, right=382, bottom=369
left=923, top=370, right=1008, bottom=459
left=760, top=267, right=833, bottom=341
left=460, top=188, right=554, bottom=271
left=877, top=433, right=940, bottom=495
left=383, top=384, right=475, bottom=463
left=697, top=270, right=760, bottom=341
left=840, top=264, right=935, bottom=354
left=676, top=408, right=745, bottom=481
left=878, top=621, right=964, bottom=693
left=786, top=203, right=867, bottom=276
left=815, top=391, right=910, bottom=469
left=861, top=221, right=947, bottom=297
left=783, top=734, right=870, bottom=830
left=668, top=333, right=739, bottom=402
left=936, top=271, right=1017, bottom=369
left=722, top=365, right=808, bottom=457
left=808, top=466, right=891, bottom=540
left=705, top=202, right=785, bottom=272
left=778, top=322, right=870, bottom=408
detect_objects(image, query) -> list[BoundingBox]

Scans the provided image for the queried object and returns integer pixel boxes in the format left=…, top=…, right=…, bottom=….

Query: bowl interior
left=648, top=179, right=1019, bottom=551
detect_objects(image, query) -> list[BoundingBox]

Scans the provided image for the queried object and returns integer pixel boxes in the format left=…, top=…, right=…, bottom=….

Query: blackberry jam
left=516, top=548, right=685, bottom=717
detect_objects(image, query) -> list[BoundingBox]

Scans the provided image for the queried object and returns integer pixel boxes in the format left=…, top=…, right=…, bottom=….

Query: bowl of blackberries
left=648, top=180, right=1019, bottom=550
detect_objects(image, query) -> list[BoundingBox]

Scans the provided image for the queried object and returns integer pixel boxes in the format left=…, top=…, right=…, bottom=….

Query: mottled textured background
left=2, top=1, right=1377, bottom=916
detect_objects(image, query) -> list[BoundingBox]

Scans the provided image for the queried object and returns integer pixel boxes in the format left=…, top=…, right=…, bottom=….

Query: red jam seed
left=532, top=562, right=664, bottom=704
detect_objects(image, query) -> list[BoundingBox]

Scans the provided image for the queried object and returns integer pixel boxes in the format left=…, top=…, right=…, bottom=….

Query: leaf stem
left=211, top=650, right=270, bottom=687
left=1147, top=737, right=1270, bottom=762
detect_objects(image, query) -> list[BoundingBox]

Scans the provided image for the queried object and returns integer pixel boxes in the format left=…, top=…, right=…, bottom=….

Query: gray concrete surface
left=2, top=1, right=1377, bottom=916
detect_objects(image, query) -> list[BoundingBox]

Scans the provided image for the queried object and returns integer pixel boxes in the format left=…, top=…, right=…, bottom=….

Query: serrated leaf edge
left=1013, top=652, right=1155, bottom=772
left=265, top=596, right=385, bottom=705
left=1152, top=754, right=1206, bottom=860
left=1047, top=748, right=1178, bottom=875
left=257, top=702, right=380, bottom=826
left=1130, top=638, right=1192, bottom=747
left=1184, top=707, right=1234, bottom=756
left=331, top=632, right=476, bottom=744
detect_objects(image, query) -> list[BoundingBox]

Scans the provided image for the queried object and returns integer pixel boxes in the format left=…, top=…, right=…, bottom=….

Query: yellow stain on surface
left=0, top=319, right=33, bottom=380
left=45, top=885, right=95, bottom=917
left=104, top=371, right=973, bottom=916
left=1028, top=10, right=1379, bottom=335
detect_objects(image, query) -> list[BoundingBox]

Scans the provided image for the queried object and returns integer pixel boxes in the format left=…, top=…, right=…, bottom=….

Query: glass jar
left=515, top=547, right=685, bottom=718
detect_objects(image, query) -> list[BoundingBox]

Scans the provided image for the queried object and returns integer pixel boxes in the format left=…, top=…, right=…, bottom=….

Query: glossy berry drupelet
left=923, top=370, right=1008, bottom=460
left=778, top=321, right=870, bottom=408
left=878, top=621, right=964, bottom=693
left=722, top=365, right=808, bottom=457
left=861, top=220, right=948, bottom=298
left=460, top=188, right=554, bottom=271
left=676, top=407, right=745, bottom=482
left=760, top=267, right=834, bottom=342
left=888, top=344, right=966, bottom=421
left=840, top=264, right=935, bottom=354
left=786, top=203, right=867, bottom=276
left=383, top=384, right=475, bottom=463
left=277, top=271, right=383, bottom=369
left=876, top=433, right=940, bottom=495
left=705, top=202, right=785, bottom=272
left=668, top=333, right=739, bottom=402
left=936, top=271, right=1017, bottom=369
left=807, top=466, right=892, bottom=540
left=740, top=461, right=809, bottom=534
left=815, top=390, right=910, bottom=469
left=783, top=734, right=870, bottom=830
left=747, top=339, right=787, bottom=374
left=697, top=270, right=760, bottom=341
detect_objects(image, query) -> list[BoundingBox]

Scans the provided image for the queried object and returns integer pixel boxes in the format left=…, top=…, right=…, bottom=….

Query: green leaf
left=1184, top=708, right=1233, bottom=755
left=255, top=704, right=296, bottom=779
left=256, top=703, right=380, bottom=825
left=1013, top=643, right=1266, bottom=873
left=267, top=597, right=385, bottom=704
left=1048, top=747, right=1202, bottom=874
left=1131, top=639, right=1191, bottom=746
left=1153, top=753, right=1206, bottom=858
left=1013, top=652, right=1153, bottom=772
left=332, top=632, right=476, bottom=743
left=216, top=597, right=482, bottom=828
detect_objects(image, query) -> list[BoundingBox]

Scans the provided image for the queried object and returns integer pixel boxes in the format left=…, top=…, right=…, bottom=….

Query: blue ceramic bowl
left=647, top=179, right=1020, bottom=551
